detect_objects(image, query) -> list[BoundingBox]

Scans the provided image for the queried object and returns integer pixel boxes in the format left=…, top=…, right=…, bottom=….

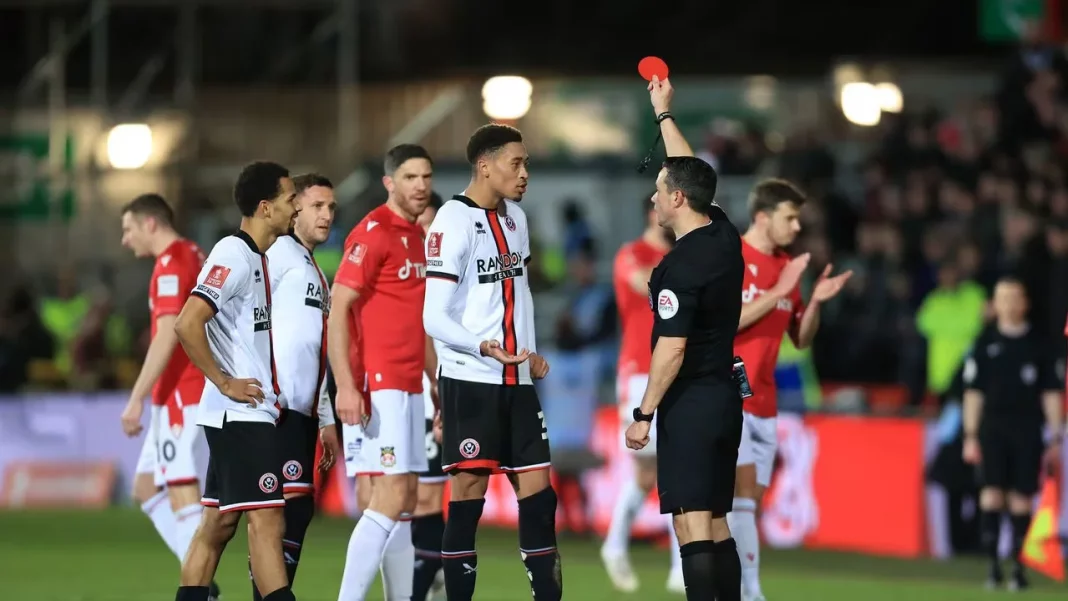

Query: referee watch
left=632, top=407, right=654, bottom=423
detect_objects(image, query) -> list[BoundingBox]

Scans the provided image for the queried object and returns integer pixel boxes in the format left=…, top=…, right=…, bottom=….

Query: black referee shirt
left=962, top=324, right=1063, bottom=428
left=648, top=205, right=743, bottom=382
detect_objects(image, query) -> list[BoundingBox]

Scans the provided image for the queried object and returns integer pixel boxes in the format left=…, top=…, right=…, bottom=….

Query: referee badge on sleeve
left=657, top=289, right=679, bottom=319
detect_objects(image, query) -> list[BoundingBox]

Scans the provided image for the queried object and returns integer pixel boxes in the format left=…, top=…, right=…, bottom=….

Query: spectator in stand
left=916, top=258, right=986, bottom=398
left=0, top=284, right=55, bottom=393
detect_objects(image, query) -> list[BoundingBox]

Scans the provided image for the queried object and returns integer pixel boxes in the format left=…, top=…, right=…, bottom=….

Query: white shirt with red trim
left=423, top=195, right=536, bottom=386
left=267, top=235, right=331, bottom=420
left=192, top=232, right=282, bottom=427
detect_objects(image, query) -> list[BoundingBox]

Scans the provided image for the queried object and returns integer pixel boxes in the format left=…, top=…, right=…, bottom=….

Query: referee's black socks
left=250, top=495, right=315, bottom=600
left=442, top=498, right=485, bottom=601
left=680, top=538, right=741, bottom=601
left=518, top=486, right=563, bottom=601
left=411, top=511, right=445, bottom=601
left=1010, top=512, right=1032, bottom=573
left=980, top=509, right=1003, bottom=578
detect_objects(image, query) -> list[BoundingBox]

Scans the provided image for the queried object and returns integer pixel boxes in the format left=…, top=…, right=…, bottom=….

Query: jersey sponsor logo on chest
left=476, top=251, right=524, bottom=284
left=741, top=283, right=793, bottom=312
left=253, top=305, right=272, bottom=332
left=397, top=259, right=427, bottom=280
left=304, top=282, right=329, bottom=312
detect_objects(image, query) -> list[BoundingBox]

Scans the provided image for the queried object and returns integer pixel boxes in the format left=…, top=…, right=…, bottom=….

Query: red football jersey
left=335, top=204, right=427, bottom=393
left=149, top=239, right=206, bottom=407
left=734, top=239, right=804, bottom=418
left=613, top=239, right=668, bottom=383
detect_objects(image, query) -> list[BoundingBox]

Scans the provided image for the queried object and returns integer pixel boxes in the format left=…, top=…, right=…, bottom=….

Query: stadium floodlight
left=875, top=82, right=904, bottom=113
left=840, top=82, right=881, bottom=127
left=106, top=123, right=153, bottom=169
left=482, top=76, right=533, bottom=121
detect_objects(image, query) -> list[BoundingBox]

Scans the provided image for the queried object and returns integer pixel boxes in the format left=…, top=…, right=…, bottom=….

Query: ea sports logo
left=283, top=460, right=302, bottom=481
left=259, top=473, right=279, bottom=493
left=657, top=289, right=679, bottom=319
left=459, top=438, right=480, bottom=459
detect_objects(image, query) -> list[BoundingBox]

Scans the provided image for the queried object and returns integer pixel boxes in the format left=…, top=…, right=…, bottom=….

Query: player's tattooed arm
left=638, top=337, right=687, bottom=415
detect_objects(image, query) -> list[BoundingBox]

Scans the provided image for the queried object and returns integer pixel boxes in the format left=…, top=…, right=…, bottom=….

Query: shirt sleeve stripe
left=524, top=256, right=532, bottom=265
left=190, top=290, right=219, bottom=314
left=426, top=271, right=459, bottom=282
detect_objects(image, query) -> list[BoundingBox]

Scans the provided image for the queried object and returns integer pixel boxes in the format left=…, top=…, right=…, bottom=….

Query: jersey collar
left=233, top=229, right=263, bottom=255
left=452, top=194, right=479, bottom=208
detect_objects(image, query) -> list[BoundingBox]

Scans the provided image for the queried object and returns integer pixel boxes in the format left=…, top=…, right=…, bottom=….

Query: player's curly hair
left=122, top=193, right=175, bottom=227
left=662, top=156, right=719, bottom=215
left=748, top=178, right=806, bottom=218
left=233, top=161, right=290, bottom=218
left=466, top=124, right=523, bottom=164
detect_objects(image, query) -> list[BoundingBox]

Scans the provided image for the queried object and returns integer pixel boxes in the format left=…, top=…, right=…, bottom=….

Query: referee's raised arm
left=649, top=76, right=694, bottom=158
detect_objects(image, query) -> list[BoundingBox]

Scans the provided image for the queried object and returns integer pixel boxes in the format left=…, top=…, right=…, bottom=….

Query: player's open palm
left=318, top=426, right=341, bottom=471
left=120, top=398, right=144, bottom=437
left=811, top=264, right=854, bottom=303
left=773, top=253, right=810, bottom=295
left=625, top=420, right=652, bottom=451
left=480, top=340, right=530, bottom=365
left=528, top=353, right=550, bottom=379
left=336, top=387, right=367, bottom=427
left=220, top=377, right=264, bottom=406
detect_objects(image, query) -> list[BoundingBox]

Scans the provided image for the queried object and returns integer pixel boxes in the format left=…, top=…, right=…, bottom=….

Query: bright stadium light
left=107, top=123, right=153, bottom=169
left=875, top=82, right=904, bottom=113
left=482, top=76, right=533, bottom=120
left=840, top=82, right=881, bottom=127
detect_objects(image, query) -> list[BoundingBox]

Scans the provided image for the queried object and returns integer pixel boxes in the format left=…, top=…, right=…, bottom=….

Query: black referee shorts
left=977, top=426, right=1044, bottom=496
left=656, top=379, right=743, bottom=515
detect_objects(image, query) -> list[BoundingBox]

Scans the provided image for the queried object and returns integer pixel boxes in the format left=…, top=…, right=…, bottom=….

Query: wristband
left=656, top=111, right=674, bottom=124
left=632, top=407, right=654, bottom=423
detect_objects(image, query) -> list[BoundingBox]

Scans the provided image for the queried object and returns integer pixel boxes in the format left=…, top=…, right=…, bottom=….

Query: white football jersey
left=192, top=231, right=282, bottom=426
left=267, top=235, right=330, bottom=418
left=423, top=195, right=537, bottom=385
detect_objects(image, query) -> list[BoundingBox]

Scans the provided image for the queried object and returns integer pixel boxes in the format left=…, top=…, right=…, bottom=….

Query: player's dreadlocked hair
left=466, top=124, right=523, bottom=164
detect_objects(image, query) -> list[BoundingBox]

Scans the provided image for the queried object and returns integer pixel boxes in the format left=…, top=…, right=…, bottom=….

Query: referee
left=625, top=75, right=744, bottom=601
left=961, top=276, right=1064, bottom=591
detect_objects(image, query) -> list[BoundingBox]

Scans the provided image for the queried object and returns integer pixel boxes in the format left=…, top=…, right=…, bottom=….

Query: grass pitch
left=2, top=508, right=1066, bottom=600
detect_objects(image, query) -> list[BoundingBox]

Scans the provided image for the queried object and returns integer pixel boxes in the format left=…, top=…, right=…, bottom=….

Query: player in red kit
left=328, top=144, right=437, bottom=601
left=730, top=180, right=851, bottom=601
left=118, top=194, right=215, bottom=598
left=601, top=198, right=682, bottom=593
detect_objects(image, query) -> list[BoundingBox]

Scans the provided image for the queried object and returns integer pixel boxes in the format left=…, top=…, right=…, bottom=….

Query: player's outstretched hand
left=220, top=377, right=264, bottom=406
left=120, top=398, right=144, bottom=437
left=772, top=252, right=811, bottom=296
left=962, top=436, right=982, bottom=465
left=811, top=263, right=854, bottom=303
left=648, top=75, right=674, bottom=115
left=529, top=353, right=550, bottom=379
left=318, top=425, right=341, bottom=471
left=336, top=386, right=368, bottom=427
left=625, top=420, right=652, bottom=450
left=479, top=340, right=531, bottom=365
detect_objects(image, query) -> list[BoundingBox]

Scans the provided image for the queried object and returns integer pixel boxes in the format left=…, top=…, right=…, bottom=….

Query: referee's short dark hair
left=293, top=173, right=333, bottom=195
left=748, top=178, right=807, bottom=219
left=466, top=124, right=523, bottom=164
left=122, top=193, right=174, bottom=228
left=384, top=144, right=432, bottom=175
left=234, top=161, right=290, bottom=218
left=662, top=156, right=719, bottom=214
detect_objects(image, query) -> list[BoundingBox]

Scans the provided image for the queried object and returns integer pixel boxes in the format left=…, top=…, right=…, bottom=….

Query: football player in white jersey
left=173, top=161, right=299, bottom=601
left=423, top=124, right=560, bottom=601
left=252, top=173, right=343, bottom=600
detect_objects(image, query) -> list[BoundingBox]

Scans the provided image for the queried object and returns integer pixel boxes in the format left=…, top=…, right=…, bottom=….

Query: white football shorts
left=344, top=389, right=428, bottom=477
left=737, top=412, right=778, bottom=487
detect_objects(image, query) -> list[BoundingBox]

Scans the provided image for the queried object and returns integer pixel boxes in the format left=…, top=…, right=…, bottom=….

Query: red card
left=638, top=56, right=669, bottom=81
